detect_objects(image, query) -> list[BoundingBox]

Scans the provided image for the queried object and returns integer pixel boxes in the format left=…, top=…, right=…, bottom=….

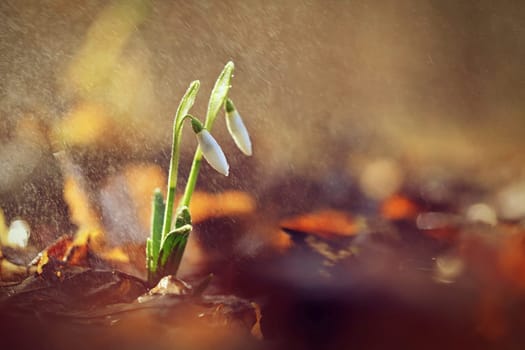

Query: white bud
left=196, top=130, right=229, bottom=176
left=226, top=109, right=252, bottom=156
left=7, top=220, right=30, bottom=248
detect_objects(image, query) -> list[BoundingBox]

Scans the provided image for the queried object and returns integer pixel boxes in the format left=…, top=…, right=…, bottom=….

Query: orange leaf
left=280, top=209, right=360, bottom=239
left=381, top=194, right=419, bottom=220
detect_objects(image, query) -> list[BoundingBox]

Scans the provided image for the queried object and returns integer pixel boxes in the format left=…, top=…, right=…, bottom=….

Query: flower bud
left=225, top=99, right=252, bottom=156
left=196, top=129, right=229, bottom=176
left=191, top=117, right=204, bottom=133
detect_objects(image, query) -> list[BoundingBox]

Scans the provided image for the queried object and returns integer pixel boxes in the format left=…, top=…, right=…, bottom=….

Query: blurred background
left=1, top=0, right=525, bottom=247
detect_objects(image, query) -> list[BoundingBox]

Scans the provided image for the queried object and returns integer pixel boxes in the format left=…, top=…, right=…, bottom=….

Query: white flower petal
left=196, top=130, right=229, bottom=176
left=226, top=110, right=252, bottom=156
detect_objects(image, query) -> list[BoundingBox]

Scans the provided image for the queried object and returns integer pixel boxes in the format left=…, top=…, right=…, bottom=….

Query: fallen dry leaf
left=381, top=194, right=419, bottom=220
left=0, top=249, right=28, bottom=281
left=280, top=209, right=361, bottom=239
left=270, top=229, right=293, bottom=251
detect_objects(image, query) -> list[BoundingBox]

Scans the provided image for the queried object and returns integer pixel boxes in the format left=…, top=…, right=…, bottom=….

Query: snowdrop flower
left=225, top=99, right=252, bottom=156
left=192, top=118, right=229, bottom=176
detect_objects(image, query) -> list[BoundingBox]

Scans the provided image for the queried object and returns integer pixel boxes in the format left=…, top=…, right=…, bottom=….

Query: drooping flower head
left=192, top=118, right=229, bottom=176
left=225, top=98, right=252, bottom=156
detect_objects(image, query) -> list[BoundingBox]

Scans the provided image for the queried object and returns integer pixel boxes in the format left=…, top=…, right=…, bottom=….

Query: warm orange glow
left=280, top=209, right=361, bottom=239
left=101, top=247, right=130, bottom=263
left=271, top=230, right=293, bottom=251
left=381, top=194, right=419, bottom=220
left=64, top=175, right=101, bottom=232
left=122, top=164, right=166, bottom=230
left=498, top=232, right=525, bottom=290
left=190, top=191, right=256, bottom=223
left=55, top=103, right=113, bottom=146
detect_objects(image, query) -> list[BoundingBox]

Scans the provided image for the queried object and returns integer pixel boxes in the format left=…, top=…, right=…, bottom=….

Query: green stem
left=161, top=141, right=179, bottom=240
left=180, top=109, right=220, bottom=207
left=180, top=62, right=234, bottom=208
left=159, top=81, right=200, bottom=240
left=162, top=115, right=198, bottom=239
left=180, top=148, right=203, bottom=207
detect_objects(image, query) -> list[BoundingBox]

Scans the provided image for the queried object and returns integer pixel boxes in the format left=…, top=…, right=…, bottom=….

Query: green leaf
left=150, top=189, right=165, bottom=267
left=175, top=206, right=192, bottom=228
left=158, top=224, right=192, bottom=276
left=146, top=238, right=153, bottom=271
left=161, top=81, right=200, bottom=244
left=175, top=80, right=200, bottom=128
left=204, top=61, right=235, bottom=128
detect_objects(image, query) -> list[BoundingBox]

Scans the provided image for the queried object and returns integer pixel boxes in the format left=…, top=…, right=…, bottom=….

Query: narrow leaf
left=162, top=80, right=200, bottom=242
left=150, top=189, right=165, bottom=267
left=175, top=80, right=200, bottom=128
left=146, top=238, right=153, bottom=271
left=205, top=61, right=234, bottom=127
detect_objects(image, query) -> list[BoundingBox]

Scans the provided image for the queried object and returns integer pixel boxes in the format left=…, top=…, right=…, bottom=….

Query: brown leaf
left=498, top=231, right=525, bottom=290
